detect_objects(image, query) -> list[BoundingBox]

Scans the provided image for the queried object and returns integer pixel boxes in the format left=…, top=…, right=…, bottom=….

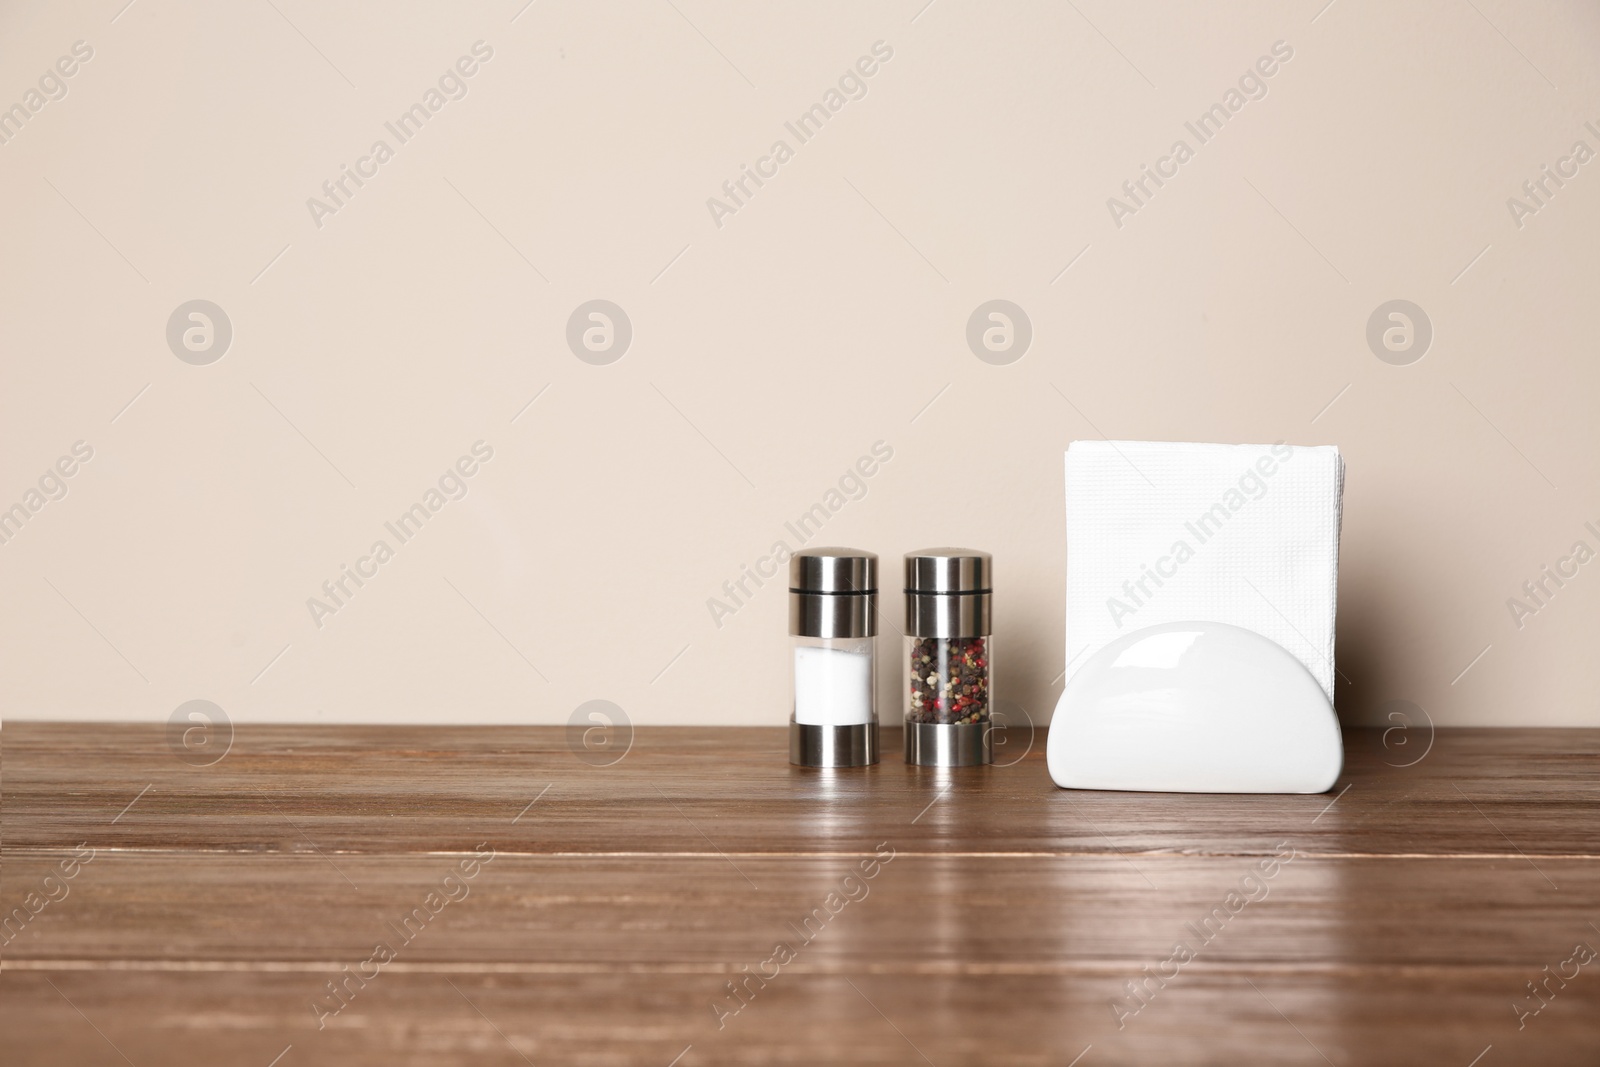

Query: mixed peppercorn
left=907, top=636, right=989, bottom=725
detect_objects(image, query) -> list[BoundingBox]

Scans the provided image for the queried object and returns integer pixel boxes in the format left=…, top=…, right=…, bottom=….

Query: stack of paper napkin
left=1064, top=440, right=1344, bottom=701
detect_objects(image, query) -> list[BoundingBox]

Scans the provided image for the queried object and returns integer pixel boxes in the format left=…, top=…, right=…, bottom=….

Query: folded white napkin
left=1064, top=441, right=1344, bottom=700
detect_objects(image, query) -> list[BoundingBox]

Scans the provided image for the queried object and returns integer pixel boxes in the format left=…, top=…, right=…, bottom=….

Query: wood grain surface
left=3, top=724, right=1598, bottom=1065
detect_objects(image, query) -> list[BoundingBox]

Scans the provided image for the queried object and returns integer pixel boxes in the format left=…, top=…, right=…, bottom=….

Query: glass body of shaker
left=905, top=633, right=992, bottom=726
left=793, top=634, right=876, bottom=726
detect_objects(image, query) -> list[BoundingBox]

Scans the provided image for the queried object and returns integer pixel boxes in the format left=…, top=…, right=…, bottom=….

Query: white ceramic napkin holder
left=1047, top=621, right=1342, bottom=793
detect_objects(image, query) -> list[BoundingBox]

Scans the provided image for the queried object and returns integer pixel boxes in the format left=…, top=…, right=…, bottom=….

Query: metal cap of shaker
left=904, top=548, right=992, bottom=638
left=789, top=548, right=877, bottom=639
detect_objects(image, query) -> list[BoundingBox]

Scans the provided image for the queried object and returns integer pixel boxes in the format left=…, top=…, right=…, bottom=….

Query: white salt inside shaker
left=793, top=642, right=874, bottom=726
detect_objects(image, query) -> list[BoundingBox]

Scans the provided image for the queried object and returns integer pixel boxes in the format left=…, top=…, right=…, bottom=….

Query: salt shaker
left=789, top=548, right=879, bottom=767
left=904, top=548, right=993, bottom=767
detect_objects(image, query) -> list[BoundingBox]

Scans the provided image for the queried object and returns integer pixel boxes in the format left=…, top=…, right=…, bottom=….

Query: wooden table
left=3, top=724, right=1597, bottom=1065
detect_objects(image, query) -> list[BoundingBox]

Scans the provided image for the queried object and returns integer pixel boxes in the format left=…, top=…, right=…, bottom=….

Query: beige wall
left=3, top=0, right=1597, bottom=731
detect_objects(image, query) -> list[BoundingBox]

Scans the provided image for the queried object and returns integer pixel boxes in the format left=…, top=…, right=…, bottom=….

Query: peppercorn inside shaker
left=789, top=548, right=880, bottom=768
left=904, top=549, right=993, bottom=767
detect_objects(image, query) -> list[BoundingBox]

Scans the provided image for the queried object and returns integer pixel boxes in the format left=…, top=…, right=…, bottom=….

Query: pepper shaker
left=789, top=548, right=880, bottom=768
left=904, top=548, right=993, bottom=767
